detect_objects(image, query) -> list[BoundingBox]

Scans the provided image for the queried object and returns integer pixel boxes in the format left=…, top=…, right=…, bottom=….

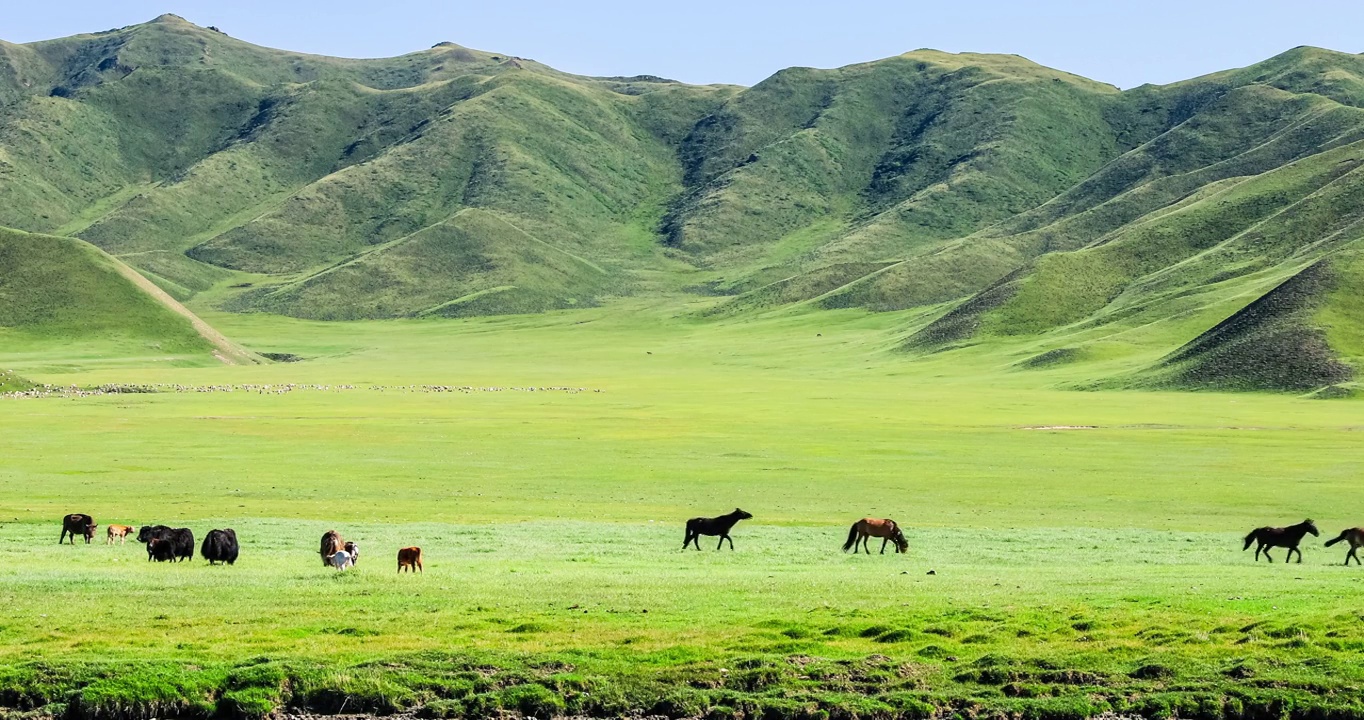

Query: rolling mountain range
left=1, top=15, right=1362, bottom=390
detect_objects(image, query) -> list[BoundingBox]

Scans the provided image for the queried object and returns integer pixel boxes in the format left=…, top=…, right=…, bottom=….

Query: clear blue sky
left=7, top=1, right=1363, bottom=88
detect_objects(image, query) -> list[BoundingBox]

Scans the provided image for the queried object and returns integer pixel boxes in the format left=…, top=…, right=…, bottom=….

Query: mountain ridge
left=2, top=18, right=1362, bottom=390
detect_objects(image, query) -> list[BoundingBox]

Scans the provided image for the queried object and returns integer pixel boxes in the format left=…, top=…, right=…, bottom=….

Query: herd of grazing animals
left=57, top=512, right=1364, bottom=567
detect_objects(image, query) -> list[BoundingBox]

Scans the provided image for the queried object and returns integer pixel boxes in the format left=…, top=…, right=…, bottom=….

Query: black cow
left=201, top=529, right=239, bottom=565
left=60, top=513, right=96, bottom=544
left=139, top=525, right=195, bottom=562
left=147, top=537, right=177, bottom=562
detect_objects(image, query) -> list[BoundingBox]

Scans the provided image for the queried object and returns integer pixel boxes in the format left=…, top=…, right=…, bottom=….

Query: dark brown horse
left=683, top=508, right=752, bottom=550
left=60, top=514, right=96, bottom=544
left=843, top=518, right=908, bottom=554
left=1244, top=519, right=1318, bottom=563
left=1325, top=528, right=1364, bottom=566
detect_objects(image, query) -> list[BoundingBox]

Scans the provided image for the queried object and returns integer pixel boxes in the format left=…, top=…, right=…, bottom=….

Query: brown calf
left=106, top=524, right=135, bottom=544
left=397, top=546, right=423, bottom=573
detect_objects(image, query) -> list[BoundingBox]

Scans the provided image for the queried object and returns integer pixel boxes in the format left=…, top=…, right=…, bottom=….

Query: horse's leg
left=716, top=535, right=725, bottom=551
left=880, top=537, right=888, bottom=555
left=1263, top=547, right=1272, bottom=563
left=1351, top=547, right=1360, bottom=566
left=1295, top=546, right=1304, bottom=564
left=862, top=535, right=870, bottom=555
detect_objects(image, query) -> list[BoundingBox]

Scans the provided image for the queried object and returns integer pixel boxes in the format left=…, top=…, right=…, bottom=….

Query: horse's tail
left=1325, top=531, right=1348, bottom=547
left=842, top=523, right=860, bottom=552
left=1243, top=530, right=1258, bottom=550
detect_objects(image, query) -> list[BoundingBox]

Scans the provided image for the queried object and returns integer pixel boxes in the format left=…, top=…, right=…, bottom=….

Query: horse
left=1244, top=519, right=1318, bottom=563
left=683, top=508, right=752, bottom=550
left=60, top=514, right=96, bottom=544
left=1324, top=528, right=1364, bottom=566
left=842, top=518, right=909, bottom=555
left=319, top=530, right=345, bottom=566
left=397, top=547, right=423, bottom=573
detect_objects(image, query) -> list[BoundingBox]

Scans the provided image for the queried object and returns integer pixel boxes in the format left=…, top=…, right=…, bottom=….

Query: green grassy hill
left=0, top=226, right=257, bottom=364
left=3, top=19, right=1364, bottom=389
left=0, top=368, right=35, bottom=392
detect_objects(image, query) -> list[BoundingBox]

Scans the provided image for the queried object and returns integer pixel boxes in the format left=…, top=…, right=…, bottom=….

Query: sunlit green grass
left=1, top=304, right=1362, bottom=717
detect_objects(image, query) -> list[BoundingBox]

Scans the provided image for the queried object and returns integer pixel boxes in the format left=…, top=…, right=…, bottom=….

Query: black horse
left=1244, top=519, right=1318, bottom=563
left=683, top=508, right=752, bottom=551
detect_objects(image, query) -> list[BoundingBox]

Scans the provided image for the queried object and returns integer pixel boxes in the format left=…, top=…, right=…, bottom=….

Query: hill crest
left=2, top=19, right=1362, bottom=391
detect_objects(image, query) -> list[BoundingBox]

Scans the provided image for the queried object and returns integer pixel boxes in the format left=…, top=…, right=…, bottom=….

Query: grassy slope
left=0, top=368, right=35, bottom=392
left=663, top=52, right=1122, bottom=293
left=1, top=306, right=1363, bottom=719
left=7, top=20, right=1364, bottom=392
left=10, top=21, right=1364, bottom=392
left=0, top=227, right=245, bottom=365
left=882, top=53, right=1364, bottom=389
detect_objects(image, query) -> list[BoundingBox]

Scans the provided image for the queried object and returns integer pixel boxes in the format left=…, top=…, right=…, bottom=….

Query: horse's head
left=1305, top=519, right=1320, bottom=536
left=734, top=508, right=753, bottom=520
left=893, top=530, right=909, bottom=554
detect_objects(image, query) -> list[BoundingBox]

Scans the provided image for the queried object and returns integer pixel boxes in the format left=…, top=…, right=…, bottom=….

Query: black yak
left=60, top=513, right=96, bottom=544
left=201, top=529, right=239, bottom=565
left=139, top=525, right=195, bottom=562
left=147, top=537, right=177, bottom=562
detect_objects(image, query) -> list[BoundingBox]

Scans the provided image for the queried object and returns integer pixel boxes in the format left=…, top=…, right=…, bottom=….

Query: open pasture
left=2, top=304, right=1363, bottom=718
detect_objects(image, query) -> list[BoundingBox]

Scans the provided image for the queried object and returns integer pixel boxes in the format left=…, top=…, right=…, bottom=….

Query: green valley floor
left=1, top=303, right=1362, bottom=720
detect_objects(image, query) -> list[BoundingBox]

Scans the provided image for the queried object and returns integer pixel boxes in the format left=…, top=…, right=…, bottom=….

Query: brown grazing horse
left=1244, top=519, right=1318, bottom=563
left=60, top=514, right=96, bottom=544
left=683, top=508, right=752, bottom=550
left=319, top=530, right=345, bottom=566
left=843, top=518, right=909, bottom=554
left=397, top=547, right=423, bottom=573
left=1325, top=528, right=1364, bottom=566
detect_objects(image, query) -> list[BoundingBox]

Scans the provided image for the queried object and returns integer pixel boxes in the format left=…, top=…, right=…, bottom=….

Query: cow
left=139, top=525, right=195, bottom=562
left=60, top=514, right=96, bottom=545
left=147, top=537, right=177, bottom=562
left=397, top=546, right=423, bottom=573
left=319, top=530, right=345, bottom=566
left=106, top=524, right=135, bottom=544
left=201, top=529, right=239, bottom=565
left=330, top=549, right=354, bottom=570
